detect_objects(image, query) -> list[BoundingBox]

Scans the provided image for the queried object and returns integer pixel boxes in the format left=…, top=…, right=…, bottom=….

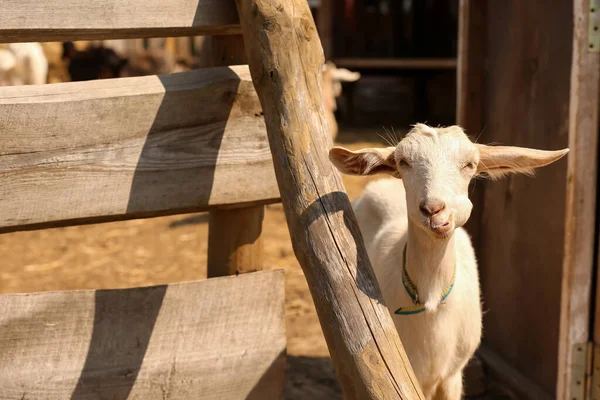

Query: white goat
left=322, top=61, right=360, bottom=140
left=0, top=43, right=48, bottom=86
left=329, top=124, right=568, bottom=399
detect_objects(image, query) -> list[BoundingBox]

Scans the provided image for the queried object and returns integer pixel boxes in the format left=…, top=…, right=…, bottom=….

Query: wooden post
left=234, top=0, right=424, bottom=398
left=456, top=0, right=486, bottom=257
left=317, top=0, right=334, bottom=59
left=558, top=0, right=600, bottom=398
left=206, top=35, right=265, bottom=278
left=210, top=35, right=247, bottom=66
left=207, top=206, right=265, bottom=277
left=456, top=0, right=485, bottom=132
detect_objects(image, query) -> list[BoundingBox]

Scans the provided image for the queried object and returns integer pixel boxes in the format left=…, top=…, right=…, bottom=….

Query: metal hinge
left=572, top=343, right=590, bottom=400
left=589, top=0, right=600, bottom=52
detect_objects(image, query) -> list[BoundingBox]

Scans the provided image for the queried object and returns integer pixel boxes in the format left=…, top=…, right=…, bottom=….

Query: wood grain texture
left=235, top=0, right=424, bottom=398
left=476, top=1, right=572, bottom=395
left=207, top=36, right=266, bottom=279
left=0, top=270, right=286, bottom=399
left=0, top=65, right=280, bottom=231
left=317, top=0, right=334, bottom=59
left=558, top=0, right=600, bottom=397
left=208, top=206, right=265, bottom=277
left=333, top=58, right=457, bottom=69
left=0, top=0, right=241, bottom=42
left=456, top=0, right=486, bottom=254
left=209, top=35, right=248, bottom=67
left=456, top=0, right=485, bottom=132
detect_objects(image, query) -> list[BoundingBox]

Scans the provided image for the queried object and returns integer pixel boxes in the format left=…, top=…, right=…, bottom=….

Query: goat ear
left=332, top=68, right=360, bottom=82
left=329, top=146, right=398, bottom=177
left=475, top=144, right=569, bottom=179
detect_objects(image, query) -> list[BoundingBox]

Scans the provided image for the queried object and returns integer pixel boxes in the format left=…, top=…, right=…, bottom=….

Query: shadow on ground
left=284, top=356, right=342, bottom=400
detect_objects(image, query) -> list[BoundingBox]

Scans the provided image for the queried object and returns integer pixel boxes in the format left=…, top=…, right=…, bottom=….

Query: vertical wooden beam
left=207, top=206, right=265, bottom=277
left=456, top=0, right=486, bottom=254
left=206, top=34, right=265, bottom=278
left=456, top=0, right=485, bottom=132
left=558, top=0, right=600, bottom=398
left=318, top=0, right=334, bottom=59
left=234, top=0, right=424, bottom=398
left=209, top=35, right=247, bottom=66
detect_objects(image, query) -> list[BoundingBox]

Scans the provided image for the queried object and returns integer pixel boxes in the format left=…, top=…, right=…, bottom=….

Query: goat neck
left=405, top=221, right=456, bottom=311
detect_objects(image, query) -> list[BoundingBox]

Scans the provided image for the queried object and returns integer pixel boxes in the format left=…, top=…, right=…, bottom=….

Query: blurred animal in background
left=119, top=48, right=188, bottom=77
left=62, top=41, right=188, bottom=82
left=62, top=42, right=127, bottom=81
left=0, top=43, right=48, bottom=86
left=321, top=61, right=360, bottom=140
left=59, top=42, right=358, bottom=142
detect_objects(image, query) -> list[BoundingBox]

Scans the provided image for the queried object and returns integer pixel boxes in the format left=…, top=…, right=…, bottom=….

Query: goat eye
left=399, top=159, right=410, bottom=168
left=463, top=162, right=476, bottom=170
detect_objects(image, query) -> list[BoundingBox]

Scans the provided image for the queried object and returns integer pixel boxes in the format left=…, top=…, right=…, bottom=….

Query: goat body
left=354, top=178, right=481, bottom=398
left=0, top=43, right=48, bottom=86
left=321, top=61, right=360, bottom=140
left=62, top=42, right=184, bottom=82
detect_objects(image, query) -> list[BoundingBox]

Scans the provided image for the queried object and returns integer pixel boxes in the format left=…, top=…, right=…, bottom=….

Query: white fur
left=0, top=43, right=48, bottom=86
left=354, top=178, right=481, bottom=399
left=321, top=62, right=360, bottom=140
left=330, top=124, right=568, bottom=399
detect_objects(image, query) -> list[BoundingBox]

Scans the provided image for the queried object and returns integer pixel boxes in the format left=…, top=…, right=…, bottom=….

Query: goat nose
left=419, top=199, right=446, bottom=217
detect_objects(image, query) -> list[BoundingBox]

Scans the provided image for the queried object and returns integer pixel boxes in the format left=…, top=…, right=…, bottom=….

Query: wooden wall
left=472, top=0, right=572, bottom=395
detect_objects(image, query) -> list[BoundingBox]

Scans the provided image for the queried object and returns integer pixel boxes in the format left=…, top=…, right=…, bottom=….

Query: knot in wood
left=262, top=17, right=279, bottom=32
left=296, top=13, right=315, bottom=41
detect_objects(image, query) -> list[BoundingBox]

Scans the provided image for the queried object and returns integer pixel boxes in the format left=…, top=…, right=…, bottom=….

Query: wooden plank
left=317, top=0, right=334, bottom=59
left=333, top=57, right=457, bottom=70
left=0, top=0, right=241, bottom=43
left=456, top=0, right=486, bottom=284
left=208, top=206, right=265, bottom=277
left=0, top=270, right=286, bottom=399
left=475, top=1, right=572, bottom=395
left=456, top=0, right=485, bottom=132
left=0, top=66, right=279, bottom=231
left=558, top=0, right=600, bottom=398
left=207, top=35, right=265, bottom=279
left=477, top=346, right=554, bottom=400
left=234, top=0, right=424, bottom=398
left=209, top=35, right=247, bottom=66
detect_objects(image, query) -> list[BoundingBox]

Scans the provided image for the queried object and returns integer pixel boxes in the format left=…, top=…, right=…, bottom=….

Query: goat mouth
left=428, top=217, right=453, bottom=235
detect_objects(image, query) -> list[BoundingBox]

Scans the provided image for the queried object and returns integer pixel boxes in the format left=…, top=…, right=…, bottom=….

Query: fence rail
left=0, top=271, right=285, bottom=400
left=0, top=0, right=240, bottom=43
left=0, top=65, right=278, bottom=232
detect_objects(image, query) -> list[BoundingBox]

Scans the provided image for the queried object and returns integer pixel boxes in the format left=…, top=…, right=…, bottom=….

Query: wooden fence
left=0, top=0, right=423, bottom=399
